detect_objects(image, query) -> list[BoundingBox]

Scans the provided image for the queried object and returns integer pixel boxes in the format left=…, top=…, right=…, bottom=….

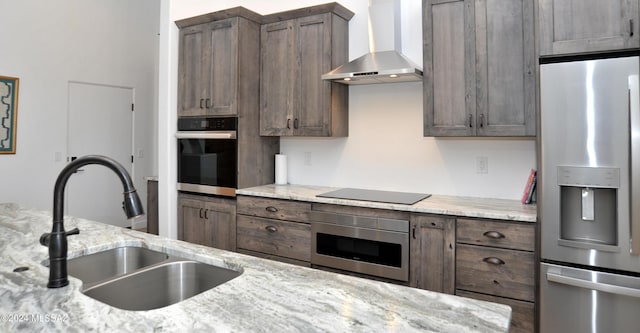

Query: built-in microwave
left=176, top=117, right=237, bottom=197
left=309, top=210, right=409, bottom=282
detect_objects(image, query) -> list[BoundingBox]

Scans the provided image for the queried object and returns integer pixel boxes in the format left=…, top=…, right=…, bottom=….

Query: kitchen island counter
left=0, top=203, right=510, bottom=332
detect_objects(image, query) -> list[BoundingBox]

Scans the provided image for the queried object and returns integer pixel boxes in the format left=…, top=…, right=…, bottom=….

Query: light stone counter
left=236, top=184, right=537, bottom=223
left=0, top=203, right=511, bottom=332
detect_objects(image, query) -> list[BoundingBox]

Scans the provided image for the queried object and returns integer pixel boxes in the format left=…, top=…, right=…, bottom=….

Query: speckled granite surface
left=236, top=184, right=537, bottom=223
left=0, top=203, right=511, bottom=332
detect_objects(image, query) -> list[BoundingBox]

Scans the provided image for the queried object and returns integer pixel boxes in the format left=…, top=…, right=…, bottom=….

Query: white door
left=67, top=82, right=134, bottom=228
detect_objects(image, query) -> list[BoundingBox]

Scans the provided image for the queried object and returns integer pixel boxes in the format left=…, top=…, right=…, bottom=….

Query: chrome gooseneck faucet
left=40, top=155, right=145, bottom=288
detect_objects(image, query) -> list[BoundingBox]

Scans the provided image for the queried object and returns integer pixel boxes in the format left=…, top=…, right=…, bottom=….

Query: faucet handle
left=39, top=228, right=80, bottom=246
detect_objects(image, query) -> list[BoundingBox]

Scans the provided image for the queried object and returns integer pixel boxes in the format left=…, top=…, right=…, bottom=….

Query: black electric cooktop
left=317, top=188, right=431, bottom=205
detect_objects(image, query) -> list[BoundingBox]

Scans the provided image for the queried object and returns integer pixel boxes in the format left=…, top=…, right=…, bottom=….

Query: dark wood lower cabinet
left=233, top=195, right=536, bottom=333
left=146, top=179, right=158, bottom=235
left=456, top=290, right=535, bottom=333
left=455, top=218, right=536, bottom=333
left=236, top=215, right=310, bottom=262
left=409, top=214, right=455, bottom=294
left=178, top=193, right=237, bottom=251
left=236, top=195, right=311, bottom=265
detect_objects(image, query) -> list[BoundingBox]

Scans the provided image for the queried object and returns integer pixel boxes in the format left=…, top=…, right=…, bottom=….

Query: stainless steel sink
left=67, top=247, right=169, bottom=287
left=63, top=246, right=241, bottom=310
left=83, top=261, right=241, bottom=311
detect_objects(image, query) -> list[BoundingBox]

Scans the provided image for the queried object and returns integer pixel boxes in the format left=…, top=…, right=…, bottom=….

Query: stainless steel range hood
left=322, top=0, right=422, bottom=85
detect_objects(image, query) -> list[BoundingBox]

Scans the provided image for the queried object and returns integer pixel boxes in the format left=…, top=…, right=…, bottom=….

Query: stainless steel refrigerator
left=540, top=56, right=640, bottom=332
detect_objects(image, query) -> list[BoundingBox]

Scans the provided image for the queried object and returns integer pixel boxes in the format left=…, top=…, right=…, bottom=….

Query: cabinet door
left=202, top=199, right=237, bottom=251
left=423, top=0, right=477, bottom=136
left=475, top=0, right=535, bottom=136
left=539, top=0, right=640, bottom=56
left=409, top=214, right=455, bottom=294
left=178, top=19, right=239, bottom=117
left=295, top=14, right=332, bottom=136
left=178, top=24, right=208, bottom=117
left=178, top=198, right=208, bottom=245
left=260, top=20, right=295, bottom=136
left=205, top=18, right=238, bottom=116
left=178, top=196, right=237, bottom=251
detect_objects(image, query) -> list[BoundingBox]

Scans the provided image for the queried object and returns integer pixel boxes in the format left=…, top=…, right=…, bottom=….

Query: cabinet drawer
left=456, top=244, right=534, bottom=301
left=457, top=218, right=534, bottom=251
left=237, top=215, right=310, bottom=262
left=456, top=290, right=534, bottom=333
left=237, top=196, right=310, bottom=222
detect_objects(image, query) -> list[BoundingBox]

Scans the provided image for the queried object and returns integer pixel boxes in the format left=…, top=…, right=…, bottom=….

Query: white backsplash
left=280, top=82, right=536, bottom=200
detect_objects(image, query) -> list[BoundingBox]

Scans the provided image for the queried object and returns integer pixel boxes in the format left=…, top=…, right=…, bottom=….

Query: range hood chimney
left=322, top=0, right=423, bottom=85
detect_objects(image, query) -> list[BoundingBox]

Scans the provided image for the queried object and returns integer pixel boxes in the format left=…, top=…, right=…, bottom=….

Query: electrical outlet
left=476, top=156, right=488, bottom=174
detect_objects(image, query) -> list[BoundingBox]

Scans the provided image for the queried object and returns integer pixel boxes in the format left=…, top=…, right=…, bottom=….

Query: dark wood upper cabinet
left=260, top=4, right=353, bottom=137
left=177, top=8, right=263, bottom=118
left=423, top=0, right=535, bottom=137
left=178, top=18, right=238, bottom=117
left=538, top=0, right=640, bottom=56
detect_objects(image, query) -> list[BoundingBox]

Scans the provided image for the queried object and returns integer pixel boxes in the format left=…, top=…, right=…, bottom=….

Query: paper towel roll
left=275, top=154, right=287, bottom=185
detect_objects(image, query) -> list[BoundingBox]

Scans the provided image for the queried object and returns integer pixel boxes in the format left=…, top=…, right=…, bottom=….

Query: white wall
left=159, top=0, right=536, bottom=236
left=0, top=1, right=160, bottom=220
left=282, top=83, right=535, bottom=199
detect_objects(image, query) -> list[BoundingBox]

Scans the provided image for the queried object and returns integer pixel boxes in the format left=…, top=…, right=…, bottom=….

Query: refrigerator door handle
left=547, top=271, right=640, bottom=298
left=629, top=74, right=640, bottom=255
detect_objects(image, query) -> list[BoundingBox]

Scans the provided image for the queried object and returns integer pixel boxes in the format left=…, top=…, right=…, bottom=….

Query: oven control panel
left=178, top=117, right=237, bottom=131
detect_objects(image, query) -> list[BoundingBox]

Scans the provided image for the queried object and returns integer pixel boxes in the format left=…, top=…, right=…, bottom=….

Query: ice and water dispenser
left=558, top=166, right=620, bottom=246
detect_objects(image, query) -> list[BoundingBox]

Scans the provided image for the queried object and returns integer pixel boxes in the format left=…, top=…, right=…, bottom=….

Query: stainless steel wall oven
left=309, top=210, right=409, bottom=281
left=177, top=117, right=237, bottom=197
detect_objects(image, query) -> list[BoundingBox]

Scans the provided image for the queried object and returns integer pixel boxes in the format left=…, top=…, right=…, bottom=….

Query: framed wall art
left=0, top=75, right=19, bottom=154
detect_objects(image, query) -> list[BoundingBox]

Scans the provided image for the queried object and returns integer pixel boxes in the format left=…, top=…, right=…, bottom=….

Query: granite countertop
left=0, top=203, right=511, bottom=332
left=236, top=184, right=537, bottom=223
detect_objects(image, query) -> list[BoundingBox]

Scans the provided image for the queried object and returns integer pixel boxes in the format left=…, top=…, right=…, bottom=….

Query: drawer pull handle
left=483, top=257, right=505, bottom=265
left=483, top=231, right=505, bottom=239
left=265, top=225, right=278, bottom=233
left=265, top=206, right=278, bottom=213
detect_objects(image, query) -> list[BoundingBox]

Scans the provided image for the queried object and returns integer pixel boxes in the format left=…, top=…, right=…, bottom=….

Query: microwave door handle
left=175, top=131, right=236, bottom=139
left=629, top=74, right=640, bottom=255
left=547, top=271, right=640, bottom=298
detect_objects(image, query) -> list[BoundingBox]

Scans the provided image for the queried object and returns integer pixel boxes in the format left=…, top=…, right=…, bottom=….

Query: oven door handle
left=547, top=271, right=640, bottom=298
left=175, top=131, right=237, bottom=139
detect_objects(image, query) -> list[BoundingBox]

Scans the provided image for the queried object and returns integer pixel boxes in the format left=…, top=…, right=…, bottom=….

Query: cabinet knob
left=293, top=118, right=299, bottom=129
left=265, top=206, right=278, bottom=213
left=265, top=225, right=278, bottom=233
left=287, top=119, right=291, bottom=129
left=483, top=231, right=505, bottom=239
left=199, top=99, right=205, bottom=109
left=468, top=114, right=473, bottom=128
left=483, top=257, right=505, bottom=265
